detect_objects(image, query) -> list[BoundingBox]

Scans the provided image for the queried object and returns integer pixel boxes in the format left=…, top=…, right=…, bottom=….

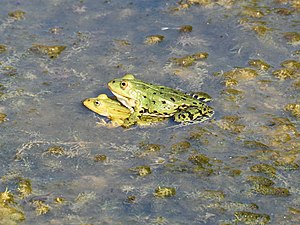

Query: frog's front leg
left=174, top=105, right=214, bottom=123
left=122, top=111, right=141, bottom=128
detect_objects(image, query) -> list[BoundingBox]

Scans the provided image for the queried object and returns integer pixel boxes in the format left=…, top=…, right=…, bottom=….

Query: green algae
left=0, top=204, right=25, bottom=225
left=199, top=190, right=225, bottom=201
left=0, top=45, right=6, bottom=54
left=32, top=200, right=50, bottom=215
left=284, top=32, right=300, bottom=44
left=171, top=141, right=191, bottom=153
left=0, top=188, right=25, bottom=224
left=30, top=44, right=66, bottom=58
left=234, top=211, right=270, bottom=224
left=179, top=25, right=193, bottom=33
left=272, top=68, right=296, bottom=80
left=244, top=141, right=269, bottom=150
left=93, top=154, right=107, bottom=162
left=46, top=146, right=65, bottom=156
left=250, top=164, right=276, bottom=177
left=171, top=52, right=208, bottom=67
left=154, top=186, right=176, bottom=198
left=223, top=68, right=258, bottom=84
left=248, top=59, right=271, bottom=71
left=129, top=165, right=152, bottom=176
left=17, top=178, right=32, bottom=199
left=285, top=104, right=300, bottom=118
left=0, top=113, right=7, bottom=123
left=252, top=186, right=290, bottom=196
left=188, top=154, right=211, bottom=166
left=216, top=115, right=245, bottom=133
left=246, top=176, right=275, bottom=187
left=144, top=35, right=164, bottom=45
left=8, top=10, right=25, bottom=20
left=242, top=7, right=265, bottom=18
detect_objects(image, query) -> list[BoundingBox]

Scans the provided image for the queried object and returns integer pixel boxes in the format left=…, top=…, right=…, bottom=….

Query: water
left=0, top=0, right=299, bottom=224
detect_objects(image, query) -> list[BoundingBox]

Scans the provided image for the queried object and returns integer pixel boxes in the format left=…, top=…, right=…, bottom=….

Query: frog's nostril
left=112, top=80, right=115, bottom=83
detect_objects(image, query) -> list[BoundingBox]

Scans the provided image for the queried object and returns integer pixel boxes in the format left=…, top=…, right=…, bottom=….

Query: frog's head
left=108, top=73, right=136, bottom=100
left=108, top=74, right=138, bottom=110
left=83, top=94, right=111, bottom=116
left=108, top=74, right=135, bottom=93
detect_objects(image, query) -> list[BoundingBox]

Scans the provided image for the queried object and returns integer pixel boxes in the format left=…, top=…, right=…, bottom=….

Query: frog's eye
left=94, top=100, right=101, bottom=106
left=120, top=80, right=128, bottom=89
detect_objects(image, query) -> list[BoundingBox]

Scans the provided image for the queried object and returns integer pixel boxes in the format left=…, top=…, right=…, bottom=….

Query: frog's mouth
left=110, top=90, right=135, bottom=113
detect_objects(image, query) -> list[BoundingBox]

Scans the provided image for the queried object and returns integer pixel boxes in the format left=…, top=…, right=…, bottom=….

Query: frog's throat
left=110, top=90, right=135, bottom=113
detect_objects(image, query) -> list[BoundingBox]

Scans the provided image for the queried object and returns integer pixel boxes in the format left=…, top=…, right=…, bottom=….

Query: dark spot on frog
left=152, top=100, right=156, bottom=104
left=153, top=92, right=156, bottom=95
left=193, top=101, right=198, bottom=104
left=161, top=100, right=166, bottom=104
left=160, top=87, right=165, bottom=90
left=170, top=97, right=175, bottom=102
left=159, top=92, right=163, bottom=95
left=143, top=95, right=147, bottom=98
left=153, top=110, right=158, bottom=113
left=182, top=97, right=187, bottom=100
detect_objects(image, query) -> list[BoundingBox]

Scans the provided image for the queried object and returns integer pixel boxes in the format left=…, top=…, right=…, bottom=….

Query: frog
left=83, top=94, right=165, bottom=127
left=107, top=74, right=214, bottom=127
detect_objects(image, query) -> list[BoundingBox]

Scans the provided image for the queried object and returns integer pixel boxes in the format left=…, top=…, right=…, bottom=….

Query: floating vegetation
left=0, top=204, right=25, bottom=224
left=126, top=195, right=136, bottom=203
left=223, top=68, right=258, bottom=83
left=0, top=45, right=6, bottom=54
left=274, top=7, right=294, bottom=16
left=144, top=35, right=164, bottom=45
left=285, top=103, right=300, bottom=118
left=199, top=190, right=225, bottom=201
left=243, top=141, right=269, bottom=150
left=252, top=186, right=290, bottom=196
left=54, top=197, right=65, bottom=204
left=171, top=52, right=208, bottom=67
left=154, top=186, right=176, bottom=198
left=284, top=32, right=300, bottom=45
left=32, top=200, right=50, bottom=215
left=272, top=68, right=296, bottom=80
left=246, top=176, right=275, bottom=187
left=129, top=165, right=152, bottom=176
left=216, top=115, right=245, bottom=133
left=234, top=211, right=270, bottom=225
left=45, top=146, right=65, bottom=156
left=171, top=141, right=191, bottom=153
left=0, top=188, right=14, bottom=205
left=242, top=7, right=265, bottom=18
left=113, top=39, right=131, bottom=48
left=188, top=154, right=210, bottom=166
left=248, top=59, right=271, bottom=71
left=281, top=60, right=300, bottom=69
left=93, top=154, right=107, bottom=162
left=179, top=25, right=193, bottom=33
left=30, top=44, right=66, bottom=58
left=17, top=178, right=32, bottom=199
left=0, top=188, right=25, bottom=224
left=250, top=163, right=276, bottom=177
left=0, top=113, right=7, bottom=123
left=8, top=10, right=26, bottom=20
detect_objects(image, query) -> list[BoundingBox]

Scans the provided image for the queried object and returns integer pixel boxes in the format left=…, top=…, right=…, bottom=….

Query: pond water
left=0, top=0, right=299, bottom=224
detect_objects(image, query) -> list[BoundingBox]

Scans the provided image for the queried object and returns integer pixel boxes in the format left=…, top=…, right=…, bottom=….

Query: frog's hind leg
left=174, top=106, right=214, bottom=123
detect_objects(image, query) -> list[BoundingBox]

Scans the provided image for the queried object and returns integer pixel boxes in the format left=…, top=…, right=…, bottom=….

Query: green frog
left=108, top=74, right=214, bottom=127
left=83, top=94, right=165, bottom=127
